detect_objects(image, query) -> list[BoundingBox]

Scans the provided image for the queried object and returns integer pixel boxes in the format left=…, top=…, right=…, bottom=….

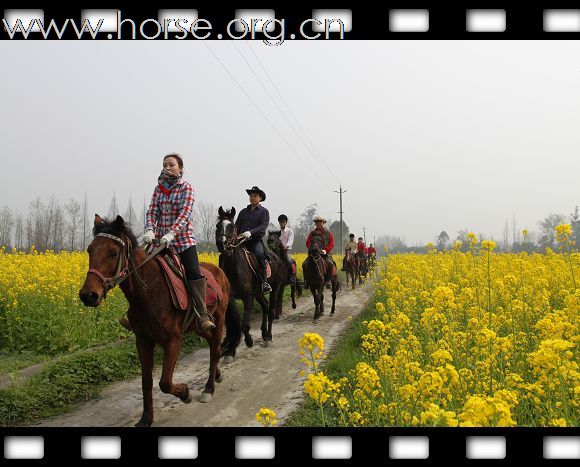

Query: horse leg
left=312, top=288, right=321, bottom=321
left=242, top=296, right=254, bottom=347
left=266, top=285, right=281, bottom=342
left=331, top=280, right=337, bottom=315
left=320, top=288, right=325, bottom=316
left=201, top=335, right=222, bottom=403
left=256, top=292, right=270, bottom=343
left=159, top=338, right=191, bottom=403
left=291, top=283, right=297, bottom=309
left=135, top=338, right=155, bottom=427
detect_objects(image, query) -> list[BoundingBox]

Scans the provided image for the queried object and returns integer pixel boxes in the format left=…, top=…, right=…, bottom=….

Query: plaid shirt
left=145, top=177, right=196, bottom=253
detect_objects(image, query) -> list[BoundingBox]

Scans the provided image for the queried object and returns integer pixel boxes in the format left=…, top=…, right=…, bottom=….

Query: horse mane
left=93, top=216, right=139, bottom=249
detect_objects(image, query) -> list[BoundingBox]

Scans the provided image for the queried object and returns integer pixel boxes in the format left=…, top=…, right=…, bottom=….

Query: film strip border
left=1, top=428, right=579, bottom=463
left=6, top=7, right=580, bottom=39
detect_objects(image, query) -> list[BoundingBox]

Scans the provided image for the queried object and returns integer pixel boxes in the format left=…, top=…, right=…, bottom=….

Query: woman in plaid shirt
left=127, top=153, right=214, bottom=331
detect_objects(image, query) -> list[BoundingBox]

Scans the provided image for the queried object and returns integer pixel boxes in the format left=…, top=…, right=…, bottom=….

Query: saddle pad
left=244, top=249, right=272, bottom=278
left=199, top=266, right=223, bottom=306
left=157, top=257, right=224, bottom=311
left=157, top=256, right=189, bottom=311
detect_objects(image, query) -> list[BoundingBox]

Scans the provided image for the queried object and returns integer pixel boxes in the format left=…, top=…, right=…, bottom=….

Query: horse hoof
left=216, top=373, right=224, bottom=383
left=245, top=337, right=254, bottom=348
left=223, top=355, right=234, bottom=364
left=200, top=392, right=213, bottom=403
left=292, top=303, right=297, bottom=309
left=312, top=319, right=319, bottom=325
left=181, top=389, right=193, bottom=404
left=263, top=340, right=271, bottom=348
left=135, top=417, right=151, bottom=427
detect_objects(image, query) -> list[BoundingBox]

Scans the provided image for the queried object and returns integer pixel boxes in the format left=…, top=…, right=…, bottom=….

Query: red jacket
left=357, top=241, right=366, bottom=253
left=368, top=246, right=376, bottom=255
left=306, top=228, right=334, bottom=253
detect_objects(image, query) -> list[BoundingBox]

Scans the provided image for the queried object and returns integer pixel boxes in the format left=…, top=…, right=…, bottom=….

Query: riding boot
left=189, top=277, right=216, bottom=331
left=118, top=316, right=133, bottom=332
left=261, top=270, right=272, bottom=294
left=340, top=256, right=346, bottom=271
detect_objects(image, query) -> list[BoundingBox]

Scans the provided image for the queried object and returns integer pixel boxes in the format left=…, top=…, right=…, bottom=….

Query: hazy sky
left=0, top=40, right=578, bottom=245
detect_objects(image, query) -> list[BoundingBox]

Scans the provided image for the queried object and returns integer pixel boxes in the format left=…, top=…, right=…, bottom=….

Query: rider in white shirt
left=277, top=214, right=294, bottom=280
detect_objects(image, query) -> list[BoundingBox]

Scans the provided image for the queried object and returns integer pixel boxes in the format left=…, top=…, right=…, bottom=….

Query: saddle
left=243, top=248, right=272, bottom=279
left=156, top=252, right=223, bottom=312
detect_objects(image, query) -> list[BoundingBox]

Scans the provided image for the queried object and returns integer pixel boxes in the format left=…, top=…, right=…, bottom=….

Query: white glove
left=321, top=249, right=327, bottom=255
left=242, top=231, right=252, bottom=239
left=143, top=230, right=155, bottom=244
left=160, top=232, right=176, bottom=247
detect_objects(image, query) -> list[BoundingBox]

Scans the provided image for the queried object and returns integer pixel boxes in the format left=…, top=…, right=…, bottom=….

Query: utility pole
left=363, top=226, right=367, bottom=244
left=334, top=185, right=347, bottom=254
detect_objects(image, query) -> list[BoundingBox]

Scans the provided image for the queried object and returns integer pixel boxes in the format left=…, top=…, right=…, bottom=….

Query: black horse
left=302, top=236, right=339, bottom=322
left=358, top=254, right=368, bottom=284
left=216, top=207, right=285, bottom=347
left=267, top=231, right=302, bottom=317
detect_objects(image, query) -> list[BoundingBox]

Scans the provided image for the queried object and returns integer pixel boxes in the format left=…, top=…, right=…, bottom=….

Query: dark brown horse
left=266, top=230, right=302, bottom=317
left=343, top=251, right=358, bottom=290
left=357, top=253, right=368, bottom=284
left=79, top=215, right=241, bottom=427
left=302, top=236, right=339, bottom=322
left=216, top=207, right=285, bottom=347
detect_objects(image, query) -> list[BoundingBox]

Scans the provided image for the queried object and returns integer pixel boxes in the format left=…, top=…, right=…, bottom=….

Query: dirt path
left=34, top=285, right=370, bottom=427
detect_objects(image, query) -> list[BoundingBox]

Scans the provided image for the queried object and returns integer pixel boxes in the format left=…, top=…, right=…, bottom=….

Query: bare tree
left=195, top=201, right=217, bottom=246
left=124, top=195, right=138, bottom=233
left=82, top=193, right=89, bottom=249
left=14, top=213, right=24, bottom=251
left=51, top=201, right=65, bottom=251
left=436, top=231, right=450, bottom=251
left=108, top=191, right=119, bottom=220
left=65, top=198, right=82, bottom=251
left=0, top=206, right=14, bottom=248
left=538, top=213, right=567, bottom=250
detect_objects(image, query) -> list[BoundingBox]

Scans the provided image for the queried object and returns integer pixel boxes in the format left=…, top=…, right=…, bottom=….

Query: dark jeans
left=178, top=245, right=203, bottom=280
left=246, top=238, right=266, bottom=277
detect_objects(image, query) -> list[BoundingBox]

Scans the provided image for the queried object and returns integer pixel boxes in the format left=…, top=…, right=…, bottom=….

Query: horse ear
left=218, top=206, right=224, bottom=217
left=114, top=215, right=125, bottom=226
left=94, top=214, right=104, bottom=226
left=231, top=207, right=236, bottom=218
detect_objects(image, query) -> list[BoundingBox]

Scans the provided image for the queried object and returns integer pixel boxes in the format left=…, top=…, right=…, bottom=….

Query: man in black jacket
left=235, top=186, right=272, bottom=294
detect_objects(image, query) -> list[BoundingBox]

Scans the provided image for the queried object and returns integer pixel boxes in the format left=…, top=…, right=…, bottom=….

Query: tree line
left=0, top=195, right=577, bottom=255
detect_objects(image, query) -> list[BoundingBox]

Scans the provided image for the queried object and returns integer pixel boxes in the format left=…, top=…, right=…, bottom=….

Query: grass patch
left=0, top=351, right=50, bottom=375
left=284, top=300, right=375, bottom=427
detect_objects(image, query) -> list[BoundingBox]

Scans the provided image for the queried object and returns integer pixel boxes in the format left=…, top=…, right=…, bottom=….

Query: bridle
left=219, top=220, right=248, bottom=256
left=309, top=242, right=326, bottom=281
left=86, top=233, right=156, bottom=295
left=87, top=233, right=131, bottom=294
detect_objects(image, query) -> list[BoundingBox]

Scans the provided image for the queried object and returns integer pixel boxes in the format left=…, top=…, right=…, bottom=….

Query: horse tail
left=221, top=299, right=242, bottom=357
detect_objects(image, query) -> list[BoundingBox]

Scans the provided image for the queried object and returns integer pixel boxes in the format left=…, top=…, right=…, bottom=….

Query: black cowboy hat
left=246, top=186, right=266, bottom=201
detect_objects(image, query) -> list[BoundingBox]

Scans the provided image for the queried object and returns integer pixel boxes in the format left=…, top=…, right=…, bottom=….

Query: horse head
left=309, top=235, right=323, bottom=258
left=79, top=214, right=137, bottom=307
left=266, top=230, right=281, bottom=254
left=216, top=206, right=236, bottom=253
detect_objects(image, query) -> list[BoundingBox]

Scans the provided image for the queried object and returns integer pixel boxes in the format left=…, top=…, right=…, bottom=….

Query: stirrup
left=198, top=313, right=216, bottom=330
left=262, top=282, right=272, bottom=293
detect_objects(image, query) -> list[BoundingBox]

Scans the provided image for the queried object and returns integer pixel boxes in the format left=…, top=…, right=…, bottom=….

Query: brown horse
left=302, top=236, right=339, bottom=322
left=343, top=251, right=358, bottom=290
left=79, top=215, right=241, bottom=427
